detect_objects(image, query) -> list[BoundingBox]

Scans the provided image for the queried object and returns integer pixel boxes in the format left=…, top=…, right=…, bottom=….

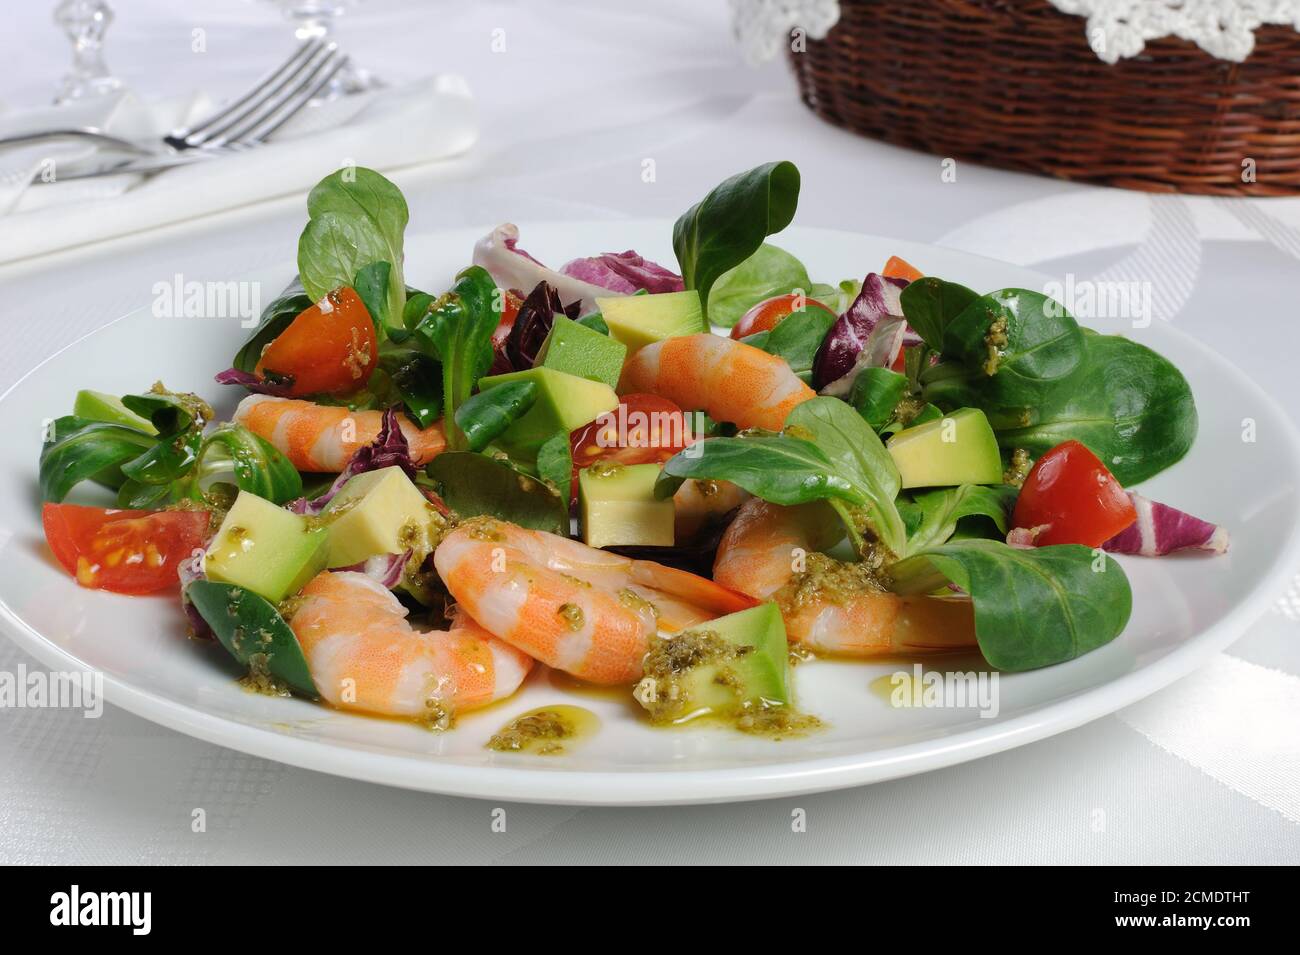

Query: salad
left=37, top=163, right=1228, bottom=740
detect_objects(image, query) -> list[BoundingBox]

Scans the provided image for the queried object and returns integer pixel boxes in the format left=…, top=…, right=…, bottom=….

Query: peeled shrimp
left=434, top=518, right=756, bottom=684
left=619, top=334, right=814, bottom=431
left=289, top=570, right=532, bottom=721
left=235, top=394, right=445, bottom=472
left=713, top=499, right=976, bottom=657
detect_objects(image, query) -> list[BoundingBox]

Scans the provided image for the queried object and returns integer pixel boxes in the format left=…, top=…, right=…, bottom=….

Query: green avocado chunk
left=596, top=290, right=706, bottom=352
left=537, top=317, right=627, bottom=390
left=203, top=490, right=329, bottom=604
left=636, top=603, right=791, bottom=725
left=476, top=367, right=618, bottom=464
left=886, top=407, right=1003, bottom=489
left=578, top=462, right=674, bottom=548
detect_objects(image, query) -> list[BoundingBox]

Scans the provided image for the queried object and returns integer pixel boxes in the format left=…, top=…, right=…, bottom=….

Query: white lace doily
left=730, top=0, right=1300, bottom=64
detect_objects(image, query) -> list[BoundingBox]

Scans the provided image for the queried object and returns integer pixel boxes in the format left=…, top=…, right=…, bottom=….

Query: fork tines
left=165, top=39, right=348, bottom=151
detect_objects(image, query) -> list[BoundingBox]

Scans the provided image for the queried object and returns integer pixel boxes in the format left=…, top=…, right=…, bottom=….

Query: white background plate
left=2, top=223, right=1298, bottom=805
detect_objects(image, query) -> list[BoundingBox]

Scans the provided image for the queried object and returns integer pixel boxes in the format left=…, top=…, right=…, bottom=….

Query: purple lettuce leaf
left=1102, top=493, right=1229, bottom=557
left=338, top=549, right=413, bottom=589
left=214, top=367, right=294, bottom=396
left=559, top=251, right=684, bottom=295
left=178, top=553, right=215, bottom=640
left=473, top=223, right=627, bottom=316
left=287, top=407, right=417, bottom=516
left=812, top=273, right=914, bottom=391
left=503, top=280, right=581, bottom=372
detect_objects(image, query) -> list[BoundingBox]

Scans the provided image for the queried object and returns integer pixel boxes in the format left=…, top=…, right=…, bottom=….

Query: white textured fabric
left=0, top=75, right=476, bottom=264
left=0, top=0, right=1298, bottom=865
left=729, top=0, right=1300, bottom=63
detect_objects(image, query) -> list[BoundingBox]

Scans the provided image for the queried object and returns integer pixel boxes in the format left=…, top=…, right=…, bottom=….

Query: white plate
left=3, top=223, right=1298, bottom=806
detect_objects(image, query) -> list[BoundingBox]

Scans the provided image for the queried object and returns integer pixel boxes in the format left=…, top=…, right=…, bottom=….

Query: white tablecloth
left=1, top=0, right=1297, bottom=865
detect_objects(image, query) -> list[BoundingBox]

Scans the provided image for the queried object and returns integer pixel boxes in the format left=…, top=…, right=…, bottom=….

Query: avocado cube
left=596, top=290, right=706, bottom=352
left=73, top=389, right=157, bottom=434
left=578, top=463, right=674, bottom=549
left=204, top=491, right=329, bottom=604
left=477, top=367, right=619, bottom=464
left=323, top=465, right=436, bottom=568
left=536, top=317, right=627, bottom=390
left=637, top=603, right=791, bottom=725
left=886, top=407, right=1003, bottom=489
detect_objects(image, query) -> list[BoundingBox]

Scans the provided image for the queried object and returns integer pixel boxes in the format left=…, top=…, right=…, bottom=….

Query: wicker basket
left=787, top=0, right=1300, bottom=195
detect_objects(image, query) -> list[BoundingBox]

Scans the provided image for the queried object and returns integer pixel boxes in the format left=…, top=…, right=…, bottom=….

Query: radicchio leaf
left=473, top=223, right=625, bottom=316
left=1101, top=493, right=1229, bottom=557
left=503, top=281, right=581, bottom=371
left=338, top=550, right=413, bottom=589
left=178, top=551, right=214, bottom=640
left=559, top=251, right=684, bottom=294
left=213, top=367, right=294, bottom=396
left=812, top=273, right=916, bottom=391
left=287, top=407, right=416, bottom=516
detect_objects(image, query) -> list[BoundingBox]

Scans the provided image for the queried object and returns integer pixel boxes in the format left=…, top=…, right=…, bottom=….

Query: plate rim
left=4, top=221, right=1299, bottom=806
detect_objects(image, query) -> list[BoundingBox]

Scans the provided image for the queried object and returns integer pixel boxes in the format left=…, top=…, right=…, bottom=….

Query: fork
left=5, top=39, right=348, bottom=179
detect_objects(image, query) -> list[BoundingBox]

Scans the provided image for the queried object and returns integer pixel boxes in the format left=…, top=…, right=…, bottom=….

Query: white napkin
left=0, top=74, right=477, bottom=264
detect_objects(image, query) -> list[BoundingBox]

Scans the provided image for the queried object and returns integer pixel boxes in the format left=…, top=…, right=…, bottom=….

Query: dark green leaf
left=924, top=288, right=1086, bottom=410
left=576, top=312, right=609, bottom=335
left=428, top=452, right=567, bottom=534
left=119, top=428, right=202, bottom=485
left=411, top=266, right=502, bottom=451
left=192, top=423, right=303, bottom=505
left=301, top=167, right=408, bottom=330
left=377, top=346, right=442, bottom=427
left=351, top=260, right=392, bottom=333
left=992, top=333, right=1196, bottom=486
left=39, top=416, right=157, bottom=502
left=706, top=243, right=812, bottom=328
left=672, top=161, right=800, bottom=322
left=889, top=540, right=1132, bottom=671
left=785, top=397, right=905, bottom=556
left=898, top=484, right=1016, bottom=554
left=536, top=432, right=573, bottom=495
left=763, top=304, right=837, bottom=378
left=657, top=435, right=863, bottom=508
left=899, top=277, right=979, bottom=349
left=454, top=380, right=538, bottom=453
left=849, top=367, right=908, bottom=431
left=186, top=581, right=319, bottom=698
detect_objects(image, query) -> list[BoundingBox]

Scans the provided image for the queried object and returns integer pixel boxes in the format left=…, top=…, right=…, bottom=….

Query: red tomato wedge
left=255, top=286, right=378, bottom=397
left=568, top=394, right=694, bottom=499
left=42, top=504, right=211, bottom=595
left=1011, top=440, right=1137, bottom=547
left=883, top=255, right=924, bottom=281
left=730, top=293, right=835, bottom=340
left=492, top=289, right=524, bottom=347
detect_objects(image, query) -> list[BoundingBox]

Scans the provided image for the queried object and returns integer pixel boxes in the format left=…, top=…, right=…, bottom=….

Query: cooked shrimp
left=235, top=394, right=445, bottom=472
left=434, top=518, right=756, bottom=684
left=714, top=499, right=976, bottom=657
left=619, top=334, right=814, bottom=431
left=289, top=570, right=532, bottom=722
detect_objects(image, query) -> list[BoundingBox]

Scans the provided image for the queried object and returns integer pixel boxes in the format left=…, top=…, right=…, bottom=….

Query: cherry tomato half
left=42, top=503, right=211, bottom=595
left=568, top=394, right=694, bottom=499
left=492, top=289, right=524, bottom=347
left=255, top=286, right=378, bottom=397
left=730, top=293, right=835, bottom=340
left=1011, top=440, right=1137, bottom=547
